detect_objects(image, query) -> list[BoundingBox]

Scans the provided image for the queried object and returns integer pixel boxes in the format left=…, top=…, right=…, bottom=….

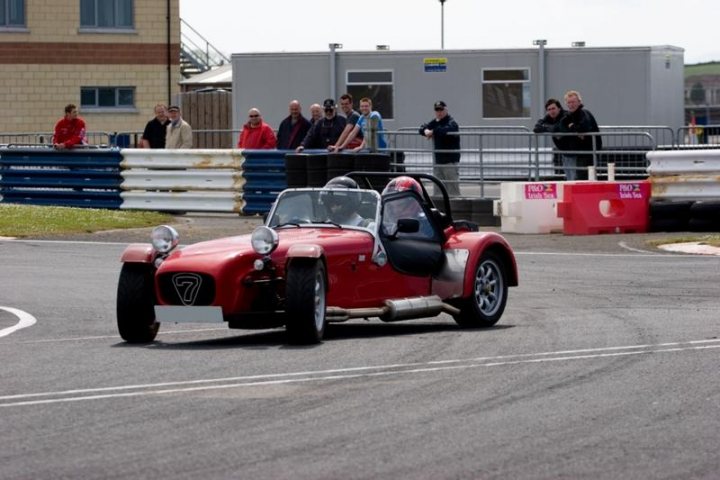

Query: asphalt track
left=1, top=216, right=719, bottom=479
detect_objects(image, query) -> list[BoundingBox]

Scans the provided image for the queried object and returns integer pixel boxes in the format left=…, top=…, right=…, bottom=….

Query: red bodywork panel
left=120, top=243, right=154, bottom=263
left=445, top=228, right=519, bottom=297
left=151, top=228, right=430, bottom=314
left=120, top=224, right=518, bottom=319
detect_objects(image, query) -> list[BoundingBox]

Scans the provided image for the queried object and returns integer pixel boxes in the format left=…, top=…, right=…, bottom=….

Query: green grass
left=0, top=204, right=172, bottom=237
left=648, top=234, right=720, bottom=248
left=685, top=62, right=720, bottom=76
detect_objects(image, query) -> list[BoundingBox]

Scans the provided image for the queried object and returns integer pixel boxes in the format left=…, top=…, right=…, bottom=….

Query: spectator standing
left=533, top=98, right=567, bottom=175
left=419, top=100, right=460, bottom=197
left=330, top=93, right=363, bottom=151
left=560, top=90, right=601, bottom=181
left=165, top=105, right=193, bottom=149
left=53, top=104, right=87, bottom=149
left=237, top=108, right=277, bottom=149
left=276, top=100, right=311, bottom=150
left=296, top=99, right=346, bottom=152
left=335, top=97, right=387, bottom=152
left=309, top=104, right=323, bottom=124
left=140, top=104, right=170, bottom=148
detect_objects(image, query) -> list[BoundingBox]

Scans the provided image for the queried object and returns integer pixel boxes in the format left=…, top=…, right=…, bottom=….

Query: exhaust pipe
left=325, top=296, right=459, bottom=323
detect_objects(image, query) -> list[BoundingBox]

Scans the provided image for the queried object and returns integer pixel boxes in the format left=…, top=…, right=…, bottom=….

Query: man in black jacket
left=277, top=100, right=311, bottom=150
left=533, top=98, right=567, bottom=175
left=419, top=100, right=461, bottom=196
left=560, top=90, right=601, bottom=180
left=296, top=98, right=347, bottom=152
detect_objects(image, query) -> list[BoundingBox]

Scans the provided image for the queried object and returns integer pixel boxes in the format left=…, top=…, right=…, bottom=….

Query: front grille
left=158, top=272, right=216, bottom=306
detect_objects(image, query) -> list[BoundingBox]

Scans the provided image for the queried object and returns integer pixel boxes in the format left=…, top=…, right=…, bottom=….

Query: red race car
left=116, top=173, right=518, bottom=344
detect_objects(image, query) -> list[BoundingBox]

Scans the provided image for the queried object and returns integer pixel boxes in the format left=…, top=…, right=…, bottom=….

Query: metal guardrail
left=383, top=130, right=657, bottom=197
left=647, top=149, right=720, bottom=200
left=0, top=146, right=123, bottom=209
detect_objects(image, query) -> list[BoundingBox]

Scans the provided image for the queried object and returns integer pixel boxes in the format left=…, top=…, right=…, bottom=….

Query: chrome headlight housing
left=251, top=226, right=279, bottom=255
left=151, top=225, right=179, bottom=253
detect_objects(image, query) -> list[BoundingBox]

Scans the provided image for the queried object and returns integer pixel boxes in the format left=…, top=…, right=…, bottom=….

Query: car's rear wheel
left=117, top=263, right=159, bottom=343
left=453, top=251, right=508, bottom=327
left=285, top=259, right=327, bottom=344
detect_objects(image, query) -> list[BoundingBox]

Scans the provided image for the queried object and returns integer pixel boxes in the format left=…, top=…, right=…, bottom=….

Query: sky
left=179, top=0, right=719, bottom=65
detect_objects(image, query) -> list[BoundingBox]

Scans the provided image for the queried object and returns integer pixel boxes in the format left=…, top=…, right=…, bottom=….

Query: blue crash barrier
left=0, top=147, right=123, bottom=209
left=240, top=150, right=289, bottom=215
left=0, top=148, right=389, bottom=215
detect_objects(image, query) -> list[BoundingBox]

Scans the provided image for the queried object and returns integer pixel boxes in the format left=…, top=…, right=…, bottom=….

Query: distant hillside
left=685, top=62, right=720, bottom=77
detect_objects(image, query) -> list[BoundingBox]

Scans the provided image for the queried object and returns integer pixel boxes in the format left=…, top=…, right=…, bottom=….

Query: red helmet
left=382, top=176, right=422, bottom=197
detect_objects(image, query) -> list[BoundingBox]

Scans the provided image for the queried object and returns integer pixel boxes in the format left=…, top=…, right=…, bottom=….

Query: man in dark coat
left=533, top=98, right=567, bottom=175
left=560, top=90, right=601, bottom=180
left=419, top=100, right=461, bottom=196
left=276, top=100, right=311, bottom=150
left=296, top=98, right=346, bottom=151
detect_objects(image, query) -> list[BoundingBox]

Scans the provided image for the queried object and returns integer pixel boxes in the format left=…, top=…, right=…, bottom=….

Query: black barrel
left=284, top=153, right=308, bottom=188
left=327, top=153, right=356, bottom=181
left=353, top=153, right=391, bottom=173
left=389, top=151, right=406, bottom=173
left=306, top=153, right=328, bottom=187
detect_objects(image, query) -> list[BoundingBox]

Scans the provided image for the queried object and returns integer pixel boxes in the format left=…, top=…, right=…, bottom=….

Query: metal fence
left=2, top=124, right=720, bottom=201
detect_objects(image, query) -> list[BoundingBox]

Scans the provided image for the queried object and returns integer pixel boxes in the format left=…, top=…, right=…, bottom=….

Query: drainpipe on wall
left=329, top=43, right=342, bottom=100
left=167, top=0, right=172, bottom=105
left=533, top=39, right=547, bottom=118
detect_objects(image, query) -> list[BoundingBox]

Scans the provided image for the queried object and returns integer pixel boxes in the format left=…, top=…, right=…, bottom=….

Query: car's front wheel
left=285, top=259, right=327, bottom=344
left=453, top=251, right=508, bottom=328
left=117, top=263, right=159, bottom=343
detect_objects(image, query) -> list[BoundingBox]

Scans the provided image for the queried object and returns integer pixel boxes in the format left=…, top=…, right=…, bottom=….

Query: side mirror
left=396, top=218, right=420, bottom=233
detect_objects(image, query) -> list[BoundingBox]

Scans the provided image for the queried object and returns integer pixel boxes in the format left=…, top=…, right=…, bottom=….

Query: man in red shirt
left=53, top=104, right=87, bottom=149
left=237, top=108, right=277, bottom=149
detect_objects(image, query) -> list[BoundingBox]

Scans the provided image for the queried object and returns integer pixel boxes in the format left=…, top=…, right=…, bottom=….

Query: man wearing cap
left=296, top=98, right=346, bottom=152
left=165, top=105, right=193, bottom=149
left=419, top=100, right=461, bottom=196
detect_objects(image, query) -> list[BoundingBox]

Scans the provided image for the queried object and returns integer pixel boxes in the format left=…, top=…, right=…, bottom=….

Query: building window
left=80, top=0, right=133, bottom=29
left=482, top=68, right=531, bottom=119
left=346, top=71, right=394, bottom=120
left=81, top=87, right=135, bottom=108
left=0, top=0, right=25, bottom=27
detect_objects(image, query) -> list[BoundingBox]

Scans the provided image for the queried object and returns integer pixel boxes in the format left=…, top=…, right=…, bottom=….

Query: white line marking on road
left=0, top=306, right=37, bottom=338
left=514, top=250, right=702, bottom=258
left=617, top=241, right=662, bottom=255
left=0, top=239, right=129, bottom=246
left=4, top=327, right=227, bottom=344
left=2, top=338, right=718, bottom=408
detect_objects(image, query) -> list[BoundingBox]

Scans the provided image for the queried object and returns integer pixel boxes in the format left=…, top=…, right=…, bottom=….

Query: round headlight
left=151, top=225, right=179, bottom=253
left=251, top=226, right=279, bottom=255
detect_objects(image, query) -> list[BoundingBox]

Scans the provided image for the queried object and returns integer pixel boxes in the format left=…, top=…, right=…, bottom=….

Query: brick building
left=0, top=0, right=181, bottom=137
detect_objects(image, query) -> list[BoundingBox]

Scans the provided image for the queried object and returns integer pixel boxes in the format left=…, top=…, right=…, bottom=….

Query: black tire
left=649, top=217, right=688, bottom=232
left=285, top=259, right=327, bottom=344
left=453, top=251, right=508, bottom=328
left=116, top=263, right=159, bottom=343
left=688, top=217, right=720, bottom=232
left=690, top=201, right=720, bottom=220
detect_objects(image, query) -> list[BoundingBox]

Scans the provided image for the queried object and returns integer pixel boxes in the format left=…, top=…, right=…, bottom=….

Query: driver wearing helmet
left=381, top=176, right=436, bottom=238
left=322, top=176, right=374, bottom=228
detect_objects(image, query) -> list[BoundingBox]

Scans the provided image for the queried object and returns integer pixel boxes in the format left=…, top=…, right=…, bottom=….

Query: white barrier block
left=647, top=149, right=720, bottom=175
left=121, top=170, right=245, bottom=191
left=120, top=149, right=246, bottom=169
left=120, top=191, right=245, bottom=213
left=495, top=181, right=565, bottom=234
left=647, top=149, right=720, bottom=200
